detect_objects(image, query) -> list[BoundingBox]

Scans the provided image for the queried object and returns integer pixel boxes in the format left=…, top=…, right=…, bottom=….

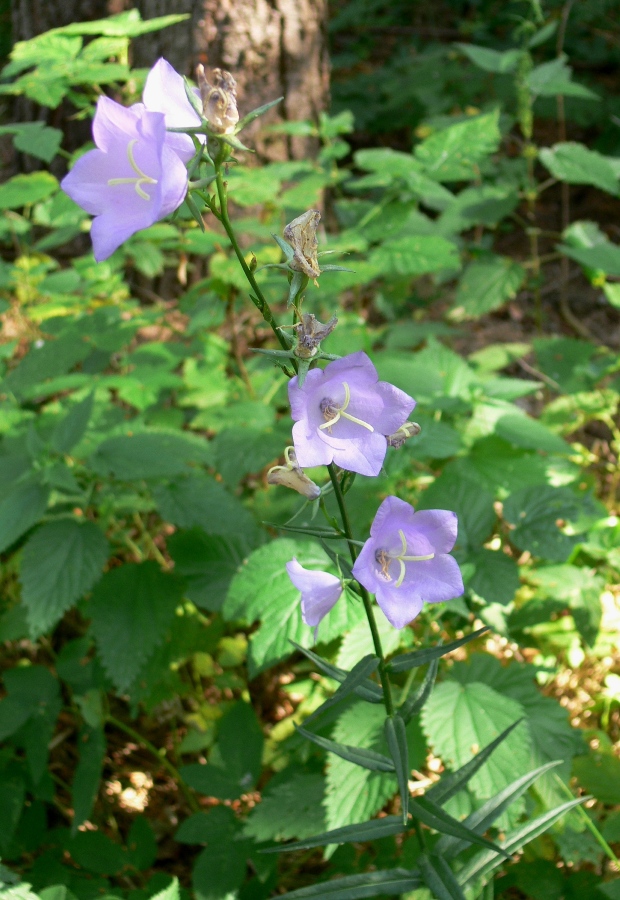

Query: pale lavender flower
left=352, top=496, right=463, bottom=629
left=61, top=97, right=188, bottom=261
left=286, top=558, right=343, bottom=628
left=142, top=58, right=204, bottom=163
left=288, top=351, right=415, bottom=477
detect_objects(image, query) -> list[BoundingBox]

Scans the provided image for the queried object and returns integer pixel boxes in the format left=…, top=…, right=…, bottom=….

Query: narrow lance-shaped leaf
left=389, top=627, right=489, bottom=673
left=399, top=657, right=438, bottom=724
left=426, top=719, right=522, bottom=805
left=411, top=795, right=511, bottom=859
left=458, top=797, right=586, bottom=889
left=72, top=725, right=105, bottom=834
left=302, top=655, right=380, bottom=726
left=236, top=96, right=283, bottom=132
left=271, top=868, right=422, bottom=900
left=260, top=814, right=406, bottom=854
left=296, top=724, right=394, bottom=772
left=384, top=714, right=409, bottom=823
left=419, top=853, right=466, bottom=900
left=290, top=641, right=383, bottom=703
left=436, top=760, right=562, bottom=861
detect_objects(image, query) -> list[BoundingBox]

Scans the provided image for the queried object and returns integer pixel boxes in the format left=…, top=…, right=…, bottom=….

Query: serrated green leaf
left=389, top=627, right=489, bottom=673
left=539, top=143, right=618, bottom=195
left=417, top=471, right=494, bottom=552
left=452, top=256, right=525, bottom=320
left=0, top=479, right=49, bottom=554
left=51, top=391, right=94, bottom=454
left=455, top=44, right=521, bottom=73
left=0, top=777, right=25, bottom=853
left=21, top=519, right=108, bottom=637
left=89, top=562, right=184, bottom=691
left=0, top=172, right=58, bottom=209
left=154, top=473, right=258, bottom=544
left=468, top=549, right=520, bottom=605
left=527, top=56, right=598, bottom=99
left=72, top=725, right=105, bottom=833
left=503, top=485, right=600, bottom=561
left=337, top=607, right=402, bottom=670
left=260, top=814, right=405, bottom=853
left=167, top=529, right=246, bottom=612
left=0, top=122, right=62, bottom=163
left=369, top=235, right=459, bottom=277
left=559, top=239, right=620, bottom=276
left=244, top=768, right=326, bottom=843
left=297, top=724, right=394, bottom=772
left=91, top=430, right=211, bottom=480
left=273, top=868, right=421, bottom=900
left=414, top=110, right=501, bottom=181
left=494, top=412, right=570, bottom=454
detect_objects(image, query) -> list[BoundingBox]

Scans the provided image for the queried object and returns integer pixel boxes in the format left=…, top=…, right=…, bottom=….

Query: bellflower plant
left=61, top=97, right=188, bottom=261
left=288, top=350, right=415, bottom=476
left=352, top=496, right=464, bottom=629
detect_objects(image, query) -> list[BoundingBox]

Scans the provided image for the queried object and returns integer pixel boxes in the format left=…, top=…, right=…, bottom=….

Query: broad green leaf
left=68, top=830, right=126, bottom=875
left=573, top=751, right=620, bottom=804
left=527, top=56, right=598, bottom=99
left=533, top=335, right=600, bottom=394
left=149, top=878, right=180, bottom=900
left=451, top=256, right=525, bottom=320
left=168, top=529, right=246, bottom=611
left=188, top=807, right=251, bottom=900
left=91, top=431, right=211, bottom=480
left=0, top=479, right=49, bottom=554
left=126, top=816, right=157, bottom=871
left=438, top=184, right=519, bottom=234
left=559, top=240, right=620, bottom=277
left=389, top=627, right=489, bottom=673
left=57, top=10, right=190, bottom=37
left=539, top=143, right=618, bottom=195
left=51, top=391, right=94, bottom=453
left=0, top=777, right=25, bottom=853
left=72, top=725, right=105, bottom=833
left=2, top=332, right=94, bottom=397
left=0, top=122, right=62, bottom=163
left=0, top=172, right=58, bottom=209
left=369, top=235, right=459, bottom=277
left=20, top=519, right=109, bottom=637
left=503, top=485, right=601, bottom=561
left=494, top=411, right=570, bottom=454
left=154, top=473, right=258, bottom=544
left=210, top=425, right=288, bottom=487
left=223, top=539, right=364, bottom=677
left=530, top=564, right=603, bottom=647
left=419, top=852, right=465, bottom=900
left=337, top=606, right=401, bottom=670
left=414, top=110, right=501, bottom=182
left=417, top=470, right=495, bottom=552
left=422, top=680, right=530, bottom=802
left=353, top=148, right=454, bottom=207
left=296, top=725, right=395, bottom=772
left=89, top=562, right=184, bottom=691
left=244, top=768, right=326, bottom=843
left=384, top=714, right=409, bottom=822
left=259, top=813, right=405, bottom=852
left=0, top=667, right=62, bottom=782
left=455, top=44, right=521, bottom=73
left=273, top=868, right=421, bottom=900
left=468, top=550, right=520, bottom=606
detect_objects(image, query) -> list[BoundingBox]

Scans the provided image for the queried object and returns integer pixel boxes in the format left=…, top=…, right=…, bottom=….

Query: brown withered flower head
left=196, top=65, right=239, bottom=135
left=386, top=421, right=421, bottom=449
left=294, top=313, right=338, bottom=359
left=284, top=210, right=321, bottom=279
left=267, top=446, right=321, bottom=500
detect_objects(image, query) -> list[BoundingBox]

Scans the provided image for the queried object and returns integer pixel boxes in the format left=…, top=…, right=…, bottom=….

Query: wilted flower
left=387, top=421, right=421, bottom=449
left=142, top=57, right=204, bottom=164
left=286, top=558, right=343, bottom=628
left=196, top=65, right=239, bottom=134
left=352, top=496, right=463, bottom=629
left=284, top=210, right=321, bottom=279
left=288, top=351, right=415, bottom=476
left=267, top=446, right=321, bottom=500
left=294, top=313, right=338, bottom=359
left=61, top=97, right=187, bottom=261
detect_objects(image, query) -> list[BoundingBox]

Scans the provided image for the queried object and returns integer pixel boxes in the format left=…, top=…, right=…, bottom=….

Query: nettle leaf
left=244, top=766, right=326, bottom=843
left=493, top=411, right=570, bottom=455
left=20, top=518, right=109, bottom=637
left=503, top=484, right=603, bottom=562
left=89, top=562, right=184, bottom=691
left=325, top=700, right=425, bottom=831
left=414, top=110, right=501, bottom=182
left=529, top=564, right=604, bottom=647
left=168, top=529, right=246, bottom=612
left=0, top=478, right=49, bottom=554
left=51, top=391, right=94, bottom=454
left=468, top=549, right=520, bottom=606
left=527, top=56, right=598, bottom=99
left=0, top=122, right=62, bottom=163
left=421, top=680, right=531, bottom=804
left=539, top=143, right=619, bottom=195
left=0, top=666, right=62, bottom=782
left=222, top=539, right=364, bottom=677
left=90, top=431, right=211, bottom=480
left=72, top=725, right=105, bottom=833
left=0, top=171, right=58, bottom=209
left=368, top=235, right=460, bottom=278
left=451, top=256, right=525, bottom=320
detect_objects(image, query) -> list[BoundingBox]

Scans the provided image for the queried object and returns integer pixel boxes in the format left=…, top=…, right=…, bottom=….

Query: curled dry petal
left=386, top=421, right=421, bottom=448
left=294, top=313, right=338, bottom=359
left=267, top=447, right=321, bottom=500
left=196, top=65, right=239, bottom=134
left=284, top=210, right=321, bottom=279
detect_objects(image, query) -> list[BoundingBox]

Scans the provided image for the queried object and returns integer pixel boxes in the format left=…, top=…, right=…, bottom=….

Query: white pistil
left=107, top=139, right=158, bottom=201
left=318, top=381, right=374, bottom=433
left=376, top=528, right=435, bottom=588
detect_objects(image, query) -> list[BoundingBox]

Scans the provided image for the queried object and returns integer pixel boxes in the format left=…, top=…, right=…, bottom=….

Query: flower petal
left=286, top=559, right=342, bottom=627
left=375, top=583, right=424, bottom=629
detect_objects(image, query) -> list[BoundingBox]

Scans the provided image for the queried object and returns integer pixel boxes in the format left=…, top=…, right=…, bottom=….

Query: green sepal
left=290, top=641, right=383, bottom=703
left=288, top=270, right=307, bottom=307
left=458, top=797, right=586, bottom=889
left=399, top=657, right=438, bottom=723
left=266, top=868, right=422, bottom=899
left=302, top=654, right=380, bottom=726
left=251, top=348, right=297, bottom=360
left=436, top=760, right=562, bottom=861
left=265, top=523, right=337, bottom=540
left=236, top=96, right=284, bottom=133
left=419, top=853, right=465, bottom=900
left=182, top=76, right=204, bottom=118
left=296, top=356, right=312, bottom=387
left=384, top=714, right=409, bottom=823
left=273, top=233, right=295, bottom=262
left=319, top=264, right=355, bottom=273
left=184, top=191, right=206, bottom=231
left=427, top=719, right=521, bottom=805
left=296, top=724, right=395, bottom=772
left=410, top=796, right=511, bottom=859
left=220, top=131, right=254, bottom=152
left=388, top=627, right=489, bottom=673
left=260, top=814, right=406, bottom=854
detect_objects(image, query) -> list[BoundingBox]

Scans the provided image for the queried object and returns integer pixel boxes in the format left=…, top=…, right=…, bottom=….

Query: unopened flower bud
left=267, top=447, right=321, bottom=500
left=196, top=65, right=239, bottom=134
left=386, top=421, right=421, bottom=449
left=294, top=313, right=338, bottom=359
left=284, top=210, right=321, bottom=279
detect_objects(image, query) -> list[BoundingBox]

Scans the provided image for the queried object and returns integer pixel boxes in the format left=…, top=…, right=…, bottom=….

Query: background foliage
left=0, top=1, right=619, bottom=899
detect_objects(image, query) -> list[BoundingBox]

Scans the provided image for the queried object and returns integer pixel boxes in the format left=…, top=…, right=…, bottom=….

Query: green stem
left=552, top=773, right=619, bottom=866
left=214, top=169, right=293, bottom=358
left=106, top=715, right=200, bottom=814
left=327, top=463, right=394, bottom=716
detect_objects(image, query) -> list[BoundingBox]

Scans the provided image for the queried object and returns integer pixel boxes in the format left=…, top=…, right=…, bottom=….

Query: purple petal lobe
left=286, top=559, right=342, bottom=628
left=142, top=58, right=204, bottom=163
